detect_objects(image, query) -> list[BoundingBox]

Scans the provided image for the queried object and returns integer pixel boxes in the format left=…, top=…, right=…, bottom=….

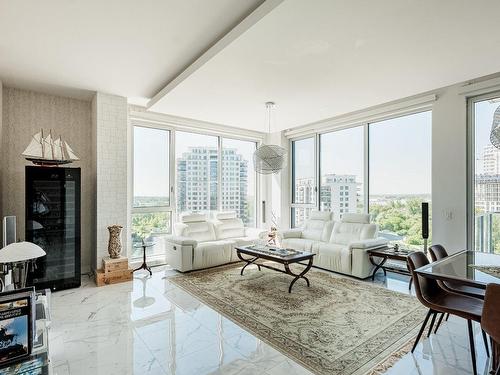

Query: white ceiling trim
left=130, top=106, right=266, bottom=141
left=284, top=94, right=437, bottom=139
left=147, top=0, right=284, bottom=110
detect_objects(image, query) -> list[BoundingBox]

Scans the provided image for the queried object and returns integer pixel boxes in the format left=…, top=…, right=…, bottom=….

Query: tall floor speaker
left=422, top=202, right=429, bottom=254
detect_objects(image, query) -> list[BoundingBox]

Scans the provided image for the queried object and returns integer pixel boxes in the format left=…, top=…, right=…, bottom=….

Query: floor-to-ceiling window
left=291, top=137, right=316, bottom=227
left=368, top=111, right=432, bottom=249
left=290, top=110, right=432, bottom=249
left=320, top=126, right=364, bottom=221
left=131, top=125, right=172, bottom=260
left=470, top=93, right=500, bottom=253
left=175, top=131, right=258, bottom=226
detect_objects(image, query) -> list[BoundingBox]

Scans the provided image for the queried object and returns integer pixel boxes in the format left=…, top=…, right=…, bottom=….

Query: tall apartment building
left=176, top=147, right=250, bottom=223
left=294, top=174, right=360, bottom=225
left=476, top=145, right=500, bottom=213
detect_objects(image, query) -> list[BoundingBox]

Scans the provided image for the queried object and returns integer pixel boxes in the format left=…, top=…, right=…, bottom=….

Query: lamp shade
left=0, top=241, right=46, bottom=263
left=253, top=144, right=287, bottom=174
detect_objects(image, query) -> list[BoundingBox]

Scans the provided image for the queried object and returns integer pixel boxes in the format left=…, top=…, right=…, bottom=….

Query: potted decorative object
left=107, top=225, right=123, bottom=259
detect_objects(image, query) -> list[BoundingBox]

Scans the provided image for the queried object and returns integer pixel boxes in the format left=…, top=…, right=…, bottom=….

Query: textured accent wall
left=1, top=87, right=94, bottom=272
left=91, top=92, right=128, bottom=271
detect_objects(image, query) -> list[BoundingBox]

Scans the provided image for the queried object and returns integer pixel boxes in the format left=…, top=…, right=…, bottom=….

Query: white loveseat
left=165, top=212, right=266, bottom=272
left=280, top=211, right=387, bottom=279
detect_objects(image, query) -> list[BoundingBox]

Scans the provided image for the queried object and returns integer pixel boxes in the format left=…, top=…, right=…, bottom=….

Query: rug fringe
left=365, top=339, right=415, bottom=375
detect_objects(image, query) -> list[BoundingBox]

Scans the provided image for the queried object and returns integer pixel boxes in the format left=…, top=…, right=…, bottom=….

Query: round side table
left=133, top=242, right=155, bottom=276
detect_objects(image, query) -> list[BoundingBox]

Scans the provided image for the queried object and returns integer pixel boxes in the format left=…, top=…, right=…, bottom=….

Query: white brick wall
left=92, top=92, right=128, bottom=270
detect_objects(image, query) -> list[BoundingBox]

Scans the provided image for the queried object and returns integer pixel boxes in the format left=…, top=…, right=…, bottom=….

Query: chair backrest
left=212, top=211, right=245, bottom=240
left=407, top=251, right=440, bottom=308
left=301, top=211, right=333, bottom=242
left=329, top=213, right=377, bottom=245
left=175, top=213, right=216, bottom=242
left=482, top=283, right=500, bottom=343
left=429, top=244, right=448, bottom=262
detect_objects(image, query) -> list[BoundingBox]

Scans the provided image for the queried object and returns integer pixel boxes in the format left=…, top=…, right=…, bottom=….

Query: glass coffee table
left=235, top=245, right=315, bottom=293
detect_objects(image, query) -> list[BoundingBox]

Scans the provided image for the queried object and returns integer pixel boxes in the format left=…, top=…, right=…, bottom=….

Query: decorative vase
left=107, top=225, right=123, bottom=259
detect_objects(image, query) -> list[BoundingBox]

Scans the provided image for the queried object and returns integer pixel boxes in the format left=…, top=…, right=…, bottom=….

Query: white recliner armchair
left=280, top=212, right=387, bottom=279
left=165, top=212, right=266, bottom=272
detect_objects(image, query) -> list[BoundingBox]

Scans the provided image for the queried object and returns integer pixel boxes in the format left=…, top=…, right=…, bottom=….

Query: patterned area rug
left=170, top=264, right=426, bottom=375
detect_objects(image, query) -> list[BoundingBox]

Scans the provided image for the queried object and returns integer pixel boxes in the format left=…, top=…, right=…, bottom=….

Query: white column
left=91, top=92, right=129, bottom=271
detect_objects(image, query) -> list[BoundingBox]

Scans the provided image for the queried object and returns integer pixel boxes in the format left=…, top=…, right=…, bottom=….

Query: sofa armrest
left=165, top=235, right=197, bottom=247
left=349, top=238, right=388, bottom=250
left=244, top=227, right=268, bottom=239
left=278, top=229, right=302, bottom=240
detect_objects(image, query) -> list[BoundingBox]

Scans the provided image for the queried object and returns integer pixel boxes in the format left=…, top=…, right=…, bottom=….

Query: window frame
left=466, top=90, right=500, bottom=251
left=289, top=108, right=432, bottom=232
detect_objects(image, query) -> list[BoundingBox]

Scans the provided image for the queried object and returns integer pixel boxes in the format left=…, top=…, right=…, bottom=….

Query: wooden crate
left=95, top=268, right=133, bottom=287
left=102, top=256, right=129, bottom=274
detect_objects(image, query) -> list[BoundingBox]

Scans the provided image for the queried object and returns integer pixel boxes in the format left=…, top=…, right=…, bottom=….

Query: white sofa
left=280, top=211, right=387, bottom=279
left=165, top=212, right=267, bottom=272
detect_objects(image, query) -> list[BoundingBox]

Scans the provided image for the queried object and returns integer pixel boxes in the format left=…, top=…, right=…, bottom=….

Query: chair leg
left=445, top=313, right=450, bottom=321
left=434, top=312, right=445, bottom=334
left=412, top=309, right=433, bottom=353
left=481, top=329, right=490, bottom=358
left=427, top=312, right=438, bottom=337
left=467, top=319, right=478, bottom=375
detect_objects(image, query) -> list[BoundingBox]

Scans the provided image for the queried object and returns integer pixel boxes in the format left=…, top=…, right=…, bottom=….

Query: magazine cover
left=0, top=297, right=31, bottom=364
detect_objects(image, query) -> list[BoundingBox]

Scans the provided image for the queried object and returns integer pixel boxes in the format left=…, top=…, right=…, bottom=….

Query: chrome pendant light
left=490, top=105, right=500, bottom=149
left=253, top=102, right=287, bottom=174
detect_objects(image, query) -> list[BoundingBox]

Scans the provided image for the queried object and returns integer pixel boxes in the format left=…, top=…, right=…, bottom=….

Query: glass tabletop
left=133, top=242, right=156, bottom=248
left=415, top=250, right=500, bottom=288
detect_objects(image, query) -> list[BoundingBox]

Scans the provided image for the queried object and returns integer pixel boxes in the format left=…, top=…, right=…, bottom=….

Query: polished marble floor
left=49, top=265, right=493, bottom=375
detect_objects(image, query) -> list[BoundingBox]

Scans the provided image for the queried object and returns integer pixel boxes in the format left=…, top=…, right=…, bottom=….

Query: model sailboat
left=22, top=129, right=79, bottom=165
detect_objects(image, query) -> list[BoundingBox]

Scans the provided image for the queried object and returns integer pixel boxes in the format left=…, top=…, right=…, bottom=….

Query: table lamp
left=0, top=242, right=46, bottom=290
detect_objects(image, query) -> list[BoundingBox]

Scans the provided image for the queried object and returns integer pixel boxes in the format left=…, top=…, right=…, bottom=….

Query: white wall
left=91, top=93, right=129, bottom=271
left=431, top=84, right=468, bottom=252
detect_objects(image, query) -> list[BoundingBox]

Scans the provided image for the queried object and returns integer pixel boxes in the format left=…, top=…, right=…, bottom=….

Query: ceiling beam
left=147, top=0, right=284, bottom=110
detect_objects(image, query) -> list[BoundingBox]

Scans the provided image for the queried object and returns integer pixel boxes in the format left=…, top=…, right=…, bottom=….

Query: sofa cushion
left=193, top=240, right=232, bottom=269
left=181, top=213, right=208, bottom=223
left=282, top=238, right=315, bottom=251
left=342, top=213, right=370, bottom=224
left=329, top=222, right=377, bottom=245
left=301, top=210, right=334, bottom=241
left=309, top=211, right=333, bottom=221
left=182, top=221, right=217, bottom=242
left=315, top=242, right=351, bottom=274
left=213, top=217, right=245, bottom=239
left=215, top=211, right=238, bottom=220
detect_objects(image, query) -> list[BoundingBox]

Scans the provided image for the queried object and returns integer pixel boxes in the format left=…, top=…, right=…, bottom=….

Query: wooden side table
left=368, top=247, right=414, bottom=290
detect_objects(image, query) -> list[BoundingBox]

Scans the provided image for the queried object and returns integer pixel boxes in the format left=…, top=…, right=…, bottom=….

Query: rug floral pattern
left=171, top=264, right=426, bottom=375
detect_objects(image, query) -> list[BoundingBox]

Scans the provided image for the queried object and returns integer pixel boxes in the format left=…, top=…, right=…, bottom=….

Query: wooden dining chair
left=408, top=251, right=486, bottom=375
left=482, top=283, right=500, bottom=375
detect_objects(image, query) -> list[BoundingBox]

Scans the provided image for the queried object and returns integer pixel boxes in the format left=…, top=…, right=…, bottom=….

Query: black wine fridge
left=25, top=166, right=81, bottom=290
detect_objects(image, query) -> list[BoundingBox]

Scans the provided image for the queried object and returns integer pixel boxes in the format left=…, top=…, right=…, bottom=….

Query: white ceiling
left=2, top=1, right=500, bottom=132
left=0, top=0, right=263, bottom=101
left=149, top=0, right=500, bottom=132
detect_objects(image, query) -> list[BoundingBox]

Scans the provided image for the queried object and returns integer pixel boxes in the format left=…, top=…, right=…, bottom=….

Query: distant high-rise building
left=293, top=174, right=360, bottom=225
left=176, top=147, right=250, bottom=223
left=483, top=145, right=500, bottom=174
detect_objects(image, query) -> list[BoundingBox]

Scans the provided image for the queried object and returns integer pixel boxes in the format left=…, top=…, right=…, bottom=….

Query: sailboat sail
left=22, top=132, right=44, bottom=158
left=22, top=129, right=80, bottom=165
left=43, top=133, right=53, bottom=160
left=53, top=137, right=64, bottom=160
left=64, top=142, right=79, bottom=161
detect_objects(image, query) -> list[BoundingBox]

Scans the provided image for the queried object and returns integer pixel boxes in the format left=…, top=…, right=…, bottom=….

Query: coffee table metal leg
left=369, top=255, right=387, bottom=281
left=284, top=258, right=313, bottom=293
left=237, top=252, right=260, bottom=276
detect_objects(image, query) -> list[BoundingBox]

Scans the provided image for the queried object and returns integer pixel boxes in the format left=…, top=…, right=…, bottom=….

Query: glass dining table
left=415, top=250, right=500, bottom=289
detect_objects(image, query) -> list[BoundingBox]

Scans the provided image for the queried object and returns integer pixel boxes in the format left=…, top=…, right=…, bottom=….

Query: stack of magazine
left=0, top=287, right=50, bottom=374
